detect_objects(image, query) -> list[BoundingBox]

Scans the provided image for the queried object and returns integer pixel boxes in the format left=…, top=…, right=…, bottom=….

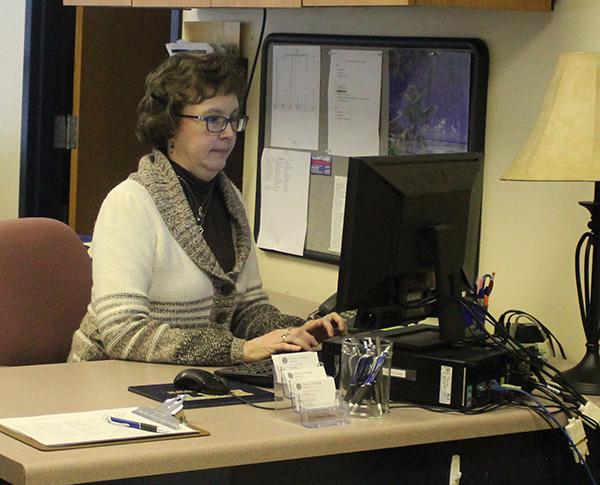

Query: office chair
left=0, top=217, right=92, bottom=365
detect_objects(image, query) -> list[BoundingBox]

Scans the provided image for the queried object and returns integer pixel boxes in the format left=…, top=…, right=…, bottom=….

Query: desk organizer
left=272, top=364, right=292, bottom=411
left=298, top=392, right=350, bottom=428
left=340, top=338, right=393, bottom=418
left=272, top=364, right=350, bottom=428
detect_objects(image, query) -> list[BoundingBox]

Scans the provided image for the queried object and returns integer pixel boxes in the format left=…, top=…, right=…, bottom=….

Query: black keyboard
left=215, top=359, right=274, bottom=388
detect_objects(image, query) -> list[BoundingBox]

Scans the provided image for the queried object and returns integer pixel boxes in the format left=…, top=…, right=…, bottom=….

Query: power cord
left=499, top=309, right=567, bottom=359
left=218, top=379, right=290, bottom=411
left=229, top=392, right=291, bottom=411
left=458, top=298, right=588, bottom=406
left=459, top=299, right=600, bottom=482
left=389, top=401, right=508, bottom=415
left=489, top=383, right=597, bottom=485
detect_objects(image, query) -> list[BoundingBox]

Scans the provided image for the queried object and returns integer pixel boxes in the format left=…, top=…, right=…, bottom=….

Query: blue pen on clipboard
left=107, top=416, right=170, bottom=434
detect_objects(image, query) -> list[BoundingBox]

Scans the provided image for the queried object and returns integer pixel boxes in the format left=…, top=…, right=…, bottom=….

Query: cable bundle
left=459, top=299, right=599, bottom=485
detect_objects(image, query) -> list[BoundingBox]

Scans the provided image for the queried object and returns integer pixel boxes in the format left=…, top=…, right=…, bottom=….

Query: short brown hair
left=136, top=50, right=246, bottom=148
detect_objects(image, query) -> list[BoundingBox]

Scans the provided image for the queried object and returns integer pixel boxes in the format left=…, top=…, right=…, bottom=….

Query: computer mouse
left=173, top=368, right=230, bottom=395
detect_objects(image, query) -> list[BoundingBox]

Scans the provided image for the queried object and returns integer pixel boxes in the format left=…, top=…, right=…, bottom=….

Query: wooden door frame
left=19, top=2, right=181, bottom=225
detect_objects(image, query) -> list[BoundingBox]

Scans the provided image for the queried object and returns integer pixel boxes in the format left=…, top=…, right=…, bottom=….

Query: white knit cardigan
left=68, top=150, right=302, bottom=366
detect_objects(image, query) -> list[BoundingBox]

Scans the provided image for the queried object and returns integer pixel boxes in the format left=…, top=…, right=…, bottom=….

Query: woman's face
left=169, top=93, right=240, bottom=181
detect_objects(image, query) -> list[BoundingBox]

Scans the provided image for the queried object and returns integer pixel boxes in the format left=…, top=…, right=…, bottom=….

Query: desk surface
left=0, top=359, right=563, bottom=485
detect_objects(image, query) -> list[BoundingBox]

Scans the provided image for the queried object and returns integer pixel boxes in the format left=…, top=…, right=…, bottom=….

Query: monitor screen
left=336, top=152, right=483, bottom=348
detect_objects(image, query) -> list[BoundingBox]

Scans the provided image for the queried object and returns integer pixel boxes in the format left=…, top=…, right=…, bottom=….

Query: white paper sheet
left=270, top=45, right=320, bottom=150
left=165, top=41, right=213, bottom=56
left=327, top=49, right=383, bottom=157
left=271, top=351, right=320, bottom=384
left=0, top=407, right=197, bottom=447
left=283, top=367, right=328, bottom=411
left=294, top=376, right=337, bottom=411
left=329, top=176, right=347, bottom=254
left=257, top=148, right=311, bottom=256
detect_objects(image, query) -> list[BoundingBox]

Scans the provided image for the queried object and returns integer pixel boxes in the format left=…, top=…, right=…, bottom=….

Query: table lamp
left=502, top=52, right=600, bottom=395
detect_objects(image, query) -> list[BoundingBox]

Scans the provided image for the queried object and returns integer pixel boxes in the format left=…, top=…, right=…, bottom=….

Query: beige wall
left=186, top=0, right=600, bottom=361
left=0, top=0, right=25, bottom=220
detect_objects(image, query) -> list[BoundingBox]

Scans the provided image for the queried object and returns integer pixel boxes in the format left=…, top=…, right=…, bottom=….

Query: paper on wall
left=257, top=148, right=311, bottom=256
left=327, top=49, right=382, bottom=157
left=270, top=45, right=321, bottom=151
left=329, top=175, right=347, bottom=254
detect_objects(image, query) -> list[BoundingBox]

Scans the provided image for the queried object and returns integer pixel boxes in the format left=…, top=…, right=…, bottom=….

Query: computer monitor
left=336, top=152, right=483, bottom=349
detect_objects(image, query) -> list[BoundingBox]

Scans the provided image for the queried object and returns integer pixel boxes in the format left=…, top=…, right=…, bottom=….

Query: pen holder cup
left=339, top=338, right=393, bottom=418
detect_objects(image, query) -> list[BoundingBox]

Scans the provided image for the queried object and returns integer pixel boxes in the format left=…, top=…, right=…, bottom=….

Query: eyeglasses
left=175, top=113, right=249, bottom=133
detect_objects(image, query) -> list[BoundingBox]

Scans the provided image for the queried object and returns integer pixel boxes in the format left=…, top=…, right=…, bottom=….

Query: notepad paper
left=0, top=407, right=198, bottom=448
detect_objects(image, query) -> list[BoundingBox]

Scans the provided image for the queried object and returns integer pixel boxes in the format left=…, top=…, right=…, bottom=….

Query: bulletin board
left=254, top=33, right=489, bottom=264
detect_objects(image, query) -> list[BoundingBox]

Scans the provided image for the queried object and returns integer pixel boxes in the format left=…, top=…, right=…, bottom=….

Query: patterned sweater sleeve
left=229, top=241, right=305, bottom=340
left=85, top=182, right=247, bottom=366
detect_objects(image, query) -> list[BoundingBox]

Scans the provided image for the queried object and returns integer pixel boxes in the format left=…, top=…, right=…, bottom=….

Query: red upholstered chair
left=0, top=217, right=92, bottom=365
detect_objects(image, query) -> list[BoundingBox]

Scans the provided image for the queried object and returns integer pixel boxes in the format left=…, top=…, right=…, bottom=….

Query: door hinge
left=54, top=114, right=78, bottom=149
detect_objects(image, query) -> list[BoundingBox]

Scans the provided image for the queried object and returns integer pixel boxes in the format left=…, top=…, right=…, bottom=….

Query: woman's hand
left=300, top=312, right=348, bottom=343
left=242, top=327, right=316, bottom=363
left=242, top=313, right=347, bottom=363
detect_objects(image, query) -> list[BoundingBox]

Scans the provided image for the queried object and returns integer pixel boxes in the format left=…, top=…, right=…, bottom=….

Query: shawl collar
left=129, top=149, right=251, bottom=285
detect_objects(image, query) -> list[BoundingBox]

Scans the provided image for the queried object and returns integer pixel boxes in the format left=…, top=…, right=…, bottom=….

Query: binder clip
left=133, top=395, right=188, bottom=429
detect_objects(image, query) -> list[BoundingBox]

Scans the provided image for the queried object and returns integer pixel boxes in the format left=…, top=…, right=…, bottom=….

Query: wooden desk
left=0, top=360, right=596, bottom=485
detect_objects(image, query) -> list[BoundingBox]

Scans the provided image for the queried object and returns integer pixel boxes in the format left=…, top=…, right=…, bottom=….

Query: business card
left=271, top=351, right=320, bottom=384
left=283, top=366, right=327, bottom=399
left=293, top=376, right=337, bottom=411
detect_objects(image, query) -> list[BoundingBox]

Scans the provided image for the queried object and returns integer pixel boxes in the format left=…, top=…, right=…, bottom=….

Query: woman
left=68, top=51, right=346, bottom=366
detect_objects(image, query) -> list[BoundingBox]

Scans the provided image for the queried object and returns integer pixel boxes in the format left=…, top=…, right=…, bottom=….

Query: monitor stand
left=380, top=324, right=450, bottom=352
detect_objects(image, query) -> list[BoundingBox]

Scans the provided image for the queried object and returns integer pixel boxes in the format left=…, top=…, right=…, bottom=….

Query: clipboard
left=0, top=407, right=209, bottom=452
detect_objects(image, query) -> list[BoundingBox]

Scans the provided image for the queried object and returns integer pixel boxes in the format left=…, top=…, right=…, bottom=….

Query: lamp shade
left=502, top=52, right=600, bottom=182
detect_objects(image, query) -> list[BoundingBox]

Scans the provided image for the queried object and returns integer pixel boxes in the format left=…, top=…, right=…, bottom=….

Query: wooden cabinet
left=64, top=0, right=132, bottom=5
left=212, top=0, right=300, bottom=6
left=70, top=7, right=172, bottom=234
left=303, top=0, right=412, bottom=5
left=69, top=7, right=244, bottom=233
left=415, top=0, right=552, bottom=11
left=64, top=0, right=553, bottom=9
left=303, top=0, right=551, bottom=7
left=132, top=0, right=209, bottom=6
left=64, top=0, right=298, bottom=5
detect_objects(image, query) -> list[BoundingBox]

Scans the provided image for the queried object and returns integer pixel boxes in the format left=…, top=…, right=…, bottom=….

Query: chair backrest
left=0, top=217, right=92, bottom=365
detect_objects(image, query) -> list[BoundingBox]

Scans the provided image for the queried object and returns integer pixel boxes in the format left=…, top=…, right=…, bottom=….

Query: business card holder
left=272, top=364, right=294, bottom=412
left=298, top=392, right=350, bottom=429
left=271, top=360, right=350, bottom=428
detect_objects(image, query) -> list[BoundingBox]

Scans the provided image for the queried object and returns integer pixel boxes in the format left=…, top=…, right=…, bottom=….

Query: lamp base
left=562, top=347, right=600, bottom=395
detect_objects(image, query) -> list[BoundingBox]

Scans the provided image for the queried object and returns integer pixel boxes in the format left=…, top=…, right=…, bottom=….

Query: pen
left=351, top=350, right=389, bottom=406
left=107, top=416, right=170, bottom=433
left=484, top=272, right=495, bottom=296
left=344, top=354, right=372, bottom=402
left=475, top=276, right=483, bottom=297
left=374, top=338, right=383, bottom=407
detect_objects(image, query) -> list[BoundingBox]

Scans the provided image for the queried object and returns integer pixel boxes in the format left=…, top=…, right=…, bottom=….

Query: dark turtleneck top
left=168, top=157, right=235, bottom=274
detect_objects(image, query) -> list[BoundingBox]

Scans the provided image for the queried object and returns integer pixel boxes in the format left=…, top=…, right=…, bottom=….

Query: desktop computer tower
left=321, top=326, right=510, bottom=410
